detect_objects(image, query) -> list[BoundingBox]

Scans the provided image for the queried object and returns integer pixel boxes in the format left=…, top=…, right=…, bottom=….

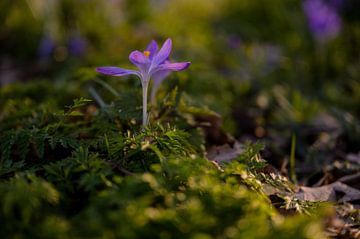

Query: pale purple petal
left=151, top=60, right=171, bottom=83
left=151, top=39, right=172, bottom=67
left=129, top=50, right=151, bottom=73
left=153, top=62, right=190, bottom=73
left=96, top=67, right=139, bottom=77
left=150, top=70, right=171, bottom=103
left=145, top=40, right=158, bottom=59
left=152, top=70, right=171, bottom=85
left=129, top=50, right=150, bottom=65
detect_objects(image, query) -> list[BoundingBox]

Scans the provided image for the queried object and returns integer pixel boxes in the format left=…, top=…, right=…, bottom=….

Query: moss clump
left=0, top=81, right=328, bottom=238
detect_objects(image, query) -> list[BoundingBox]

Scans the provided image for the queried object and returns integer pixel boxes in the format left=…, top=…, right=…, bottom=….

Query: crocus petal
left=153, top=62, right=191, bottom=73
left=152, top=70, right=171, bottom=85
left=150, top=70, right=171, bottom=103
left=129, top=50, right=151, bottom=65
left=146, top=40, right=158, bottom=60
left=129, top=50, right=151, bottom=73
left=96, top=67, right=140, bottom=77
left=151, top=38, right=172, bottom=67
left=152, top=59, right=171, bottom=82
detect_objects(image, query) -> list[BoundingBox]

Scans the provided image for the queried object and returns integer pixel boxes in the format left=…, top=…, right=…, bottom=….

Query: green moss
left=0, top=81, right=329, bottom=238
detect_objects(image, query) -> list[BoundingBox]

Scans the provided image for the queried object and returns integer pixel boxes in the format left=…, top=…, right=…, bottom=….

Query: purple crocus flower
left=68, top=35, right=87, bottom=57
left=96, top=38, right=190, bottom=126
left=38, top=35, right=55, bottom=60
left=303, top=0, right=342, bottom=42
left=328, top=0, right=344, bottom=9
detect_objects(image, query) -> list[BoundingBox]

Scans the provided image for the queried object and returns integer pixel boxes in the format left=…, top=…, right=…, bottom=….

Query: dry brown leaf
left=347, top=153, right=360, bottom=165
left=206, top=142, right=244, bottom=163
left=338, top=173, right=360, bottom=190
left=296, top=182, right=360, bottom=203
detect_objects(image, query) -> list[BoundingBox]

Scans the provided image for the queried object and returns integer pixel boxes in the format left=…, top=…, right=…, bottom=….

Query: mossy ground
left=0, top=80, right=330, bottom=239
left=1, top=1, right=360, bottom=238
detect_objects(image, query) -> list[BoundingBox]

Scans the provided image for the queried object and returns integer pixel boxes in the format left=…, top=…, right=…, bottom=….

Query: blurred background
left=1, top=0, right=360, bottom=183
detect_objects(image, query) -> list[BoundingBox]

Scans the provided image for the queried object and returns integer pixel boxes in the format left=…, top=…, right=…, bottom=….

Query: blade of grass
left=290, top=133, right=297, bottom=184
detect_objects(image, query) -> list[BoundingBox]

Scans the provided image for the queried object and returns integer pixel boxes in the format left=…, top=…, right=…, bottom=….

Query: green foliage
left=103, top=124, right=197, bottom=173
left=0, top=174, right=69, bottom=239
left=63, top=97, right=93, bottom=117
left=70, top=157, right=326, bottom=239
left=43, top=146, right=113, bottom=195
left=3, top=0, right=360, bottom=237
left=235, top=142, right=267, bottom=171
left=0, top=81, right=330, bottom=238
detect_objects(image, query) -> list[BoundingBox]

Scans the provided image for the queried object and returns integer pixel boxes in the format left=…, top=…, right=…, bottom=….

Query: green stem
left=88, top=86, right=106, bottom=108
left=94, top=78, right=119, bottom=97
left=290, top=133, right=297, bottom=184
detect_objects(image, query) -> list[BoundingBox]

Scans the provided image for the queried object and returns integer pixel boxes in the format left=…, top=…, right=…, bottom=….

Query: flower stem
left=142, top=82, right=149, bottom=127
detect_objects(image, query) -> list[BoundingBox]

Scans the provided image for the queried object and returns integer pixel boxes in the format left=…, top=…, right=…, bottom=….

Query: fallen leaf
left=207, top=142, right=244, bottom=163
left=347, top=153, right=360, bottom=165
left=338, top=173, right=360, bottom=190
left=295, top=182, right=360, bottom=203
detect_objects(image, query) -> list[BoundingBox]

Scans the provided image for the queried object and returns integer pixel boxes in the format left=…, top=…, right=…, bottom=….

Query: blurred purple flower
left=68, top=35, right=87, bottom=57
left=303, top=0, right=342, bottom=42
left=96, top=38, right=190, bottom=126
left=38, top=36, right=55, bottom=60
left=228, top=36, right=242, bottom=49
left=328, top=0, right=344, bottom=9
